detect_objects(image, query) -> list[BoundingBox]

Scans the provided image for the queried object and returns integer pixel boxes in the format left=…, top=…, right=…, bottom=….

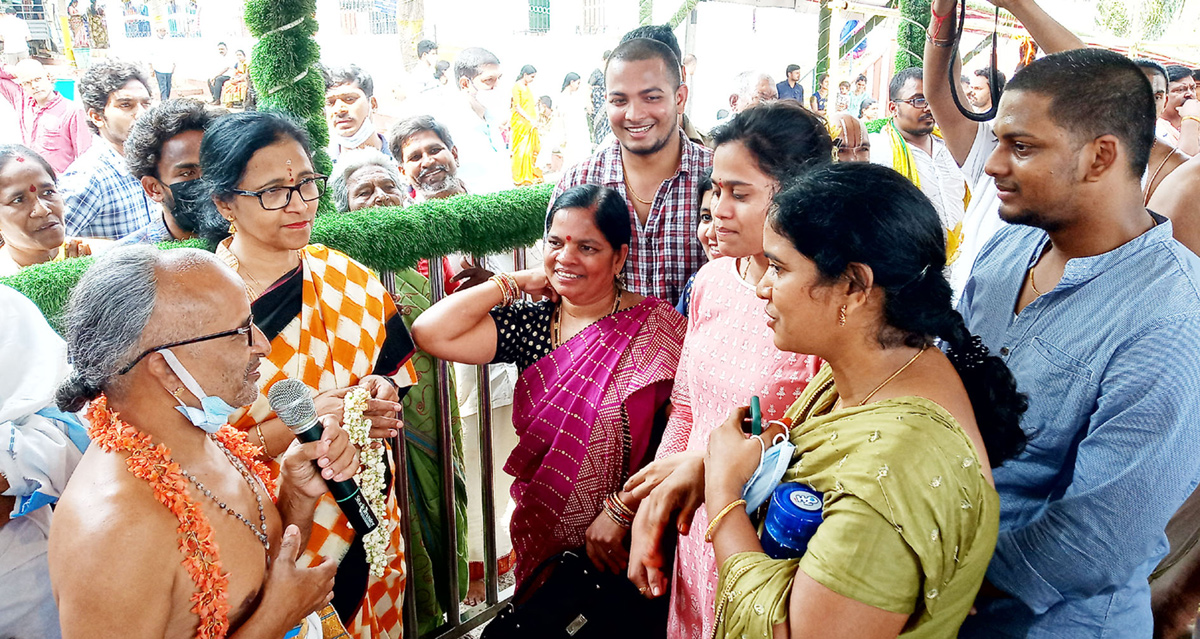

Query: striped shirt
left=552, top=131, right=713, bottom=305
left=958, top=215, right=1200, bottom=638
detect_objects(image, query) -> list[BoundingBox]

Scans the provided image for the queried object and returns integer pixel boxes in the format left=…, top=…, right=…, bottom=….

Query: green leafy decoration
left=0, top=186, right=553, bottom=329
left=1096, top=0, right=1185, bottom=41
left=244, top=0, right=332, bottom=214
left=897, top=0, right=932, bottom=72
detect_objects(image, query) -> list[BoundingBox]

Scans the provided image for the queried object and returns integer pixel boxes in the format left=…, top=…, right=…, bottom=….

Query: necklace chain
left=181, top=436, right=270, bottom=550
left=623, top=173, right=654, bottom=205
left=552, top=289, right=623, bottom=347
left=835, top=346, right=929, bottom=410
left=1028, top=267, right=1043, bottom=297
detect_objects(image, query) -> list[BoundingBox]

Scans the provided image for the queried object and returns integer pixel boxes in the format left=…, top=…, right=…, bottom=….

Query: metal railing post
left=473, top=255, right=500, bottom=606
left=428, top=265, right=462, bottom=630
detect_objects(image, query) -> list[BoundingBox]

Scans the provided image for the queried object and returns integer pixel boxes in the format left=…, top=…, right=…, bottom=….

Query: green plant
left=244, top=0, right=334, bottom=215
left=0, top=186, right=554, bottom=329
left=897, top=0, right=932, bottom=72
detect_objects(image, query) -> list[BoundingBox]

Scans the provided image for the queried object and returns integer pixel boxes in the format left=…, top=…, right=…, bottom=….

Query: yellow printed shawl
left=220, top=241, right=417, bottom=639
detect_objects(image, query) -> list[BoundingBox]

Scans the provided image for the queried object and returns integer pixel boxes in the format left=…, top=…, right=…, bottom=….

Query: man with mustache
left=869, top=67, right=968, bottom=240
left=322, top=65, right=389, bottom=163
left=552, top=36, right=712, bottom=305
left=117, top=98, right=228, bottom=246
left=388, top=115, right=466, bottom=201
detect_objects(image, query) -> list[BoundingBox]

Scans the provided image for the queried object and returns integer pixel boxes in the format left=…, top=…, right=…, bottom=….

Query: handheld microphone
left=267, top=379, right=379, bottom=535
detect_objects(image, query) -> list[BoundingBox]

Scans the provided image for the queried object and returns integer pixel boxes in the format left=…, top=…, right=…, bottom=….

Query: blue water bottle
left=759, top=482, right=824, bottom=560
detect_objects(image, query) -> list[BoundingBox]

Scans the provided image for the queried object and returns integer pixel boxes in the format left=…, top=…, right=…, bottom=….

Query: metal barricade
left=386, top=249, right=526, bottom=639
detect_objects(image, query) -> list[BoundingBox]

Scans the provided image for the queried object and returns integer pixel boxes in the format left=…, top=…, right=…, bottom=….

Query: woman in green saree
left=701, top=163, right=1028, bottom=638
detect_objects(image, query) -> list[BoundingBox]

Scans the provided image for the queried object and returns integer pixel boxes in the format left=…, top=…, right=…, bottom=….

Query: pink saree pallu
left=505, top=298, right=685, bottom=584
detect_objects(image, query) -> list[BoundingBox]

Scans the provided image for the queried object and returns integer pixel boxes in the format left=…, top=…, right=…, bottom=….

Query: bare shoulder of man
left=49, top=451, right=180, bottom=639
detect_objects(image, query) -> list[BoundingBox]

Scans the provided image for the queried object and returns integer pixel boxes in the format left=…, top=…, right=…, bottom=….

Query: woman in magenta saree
left=414, top=184, right=686, bottom=583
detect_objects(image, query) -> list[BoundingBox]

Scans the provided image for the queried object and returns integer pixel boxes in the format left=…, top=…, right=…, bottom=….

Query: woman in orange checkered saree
left=203, top=111, right=418, bottom=639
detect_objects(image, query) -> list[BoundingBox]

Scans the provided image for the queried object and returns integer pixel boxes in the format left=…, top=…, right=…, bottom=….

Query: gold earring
left=171, top=387, right=184, bottom=400
left=838, top=305, right=847, bottom=327
left=226, top=218, right=237, bottom=234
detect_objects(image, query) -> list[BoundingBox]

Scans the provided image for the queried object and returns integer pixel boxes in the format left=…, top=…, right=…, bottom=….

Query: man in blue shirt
left=59, top=60, right=156, bottom=240
left=775, top=64, right=804, bottom=104
left=956, top=48, right=1200, bottom=638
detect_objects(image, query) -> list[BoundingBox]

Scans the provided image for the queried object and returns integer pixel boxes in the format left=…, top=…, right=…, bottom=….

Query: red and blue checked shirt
left=551, top=132, right=713, bottom=305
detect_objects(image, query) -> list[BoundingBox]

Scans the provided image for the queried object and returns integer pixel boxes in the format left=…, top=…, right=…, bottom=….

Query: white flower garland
left=343, top=387, right=392, bottom=578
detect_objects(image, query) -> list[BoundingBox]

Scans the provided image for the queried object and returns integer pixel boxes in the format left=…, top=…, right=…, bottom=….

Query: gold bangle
left=1184, top=116, right=1200, bottom=125
left=705, top=498, right=747, bottom=543
left=256, top=423, right=273, bottom=457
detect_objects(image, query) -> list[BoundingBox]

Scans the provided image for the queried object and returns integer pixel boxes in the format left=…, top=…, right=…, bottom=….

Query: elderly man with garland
left=48, top=246, right=360, bottom=639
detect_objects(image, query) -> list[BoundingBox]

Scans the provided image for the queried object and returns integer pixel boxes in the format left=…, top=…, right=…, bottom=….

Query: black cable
left=947, top=1, right=1003, bottom=122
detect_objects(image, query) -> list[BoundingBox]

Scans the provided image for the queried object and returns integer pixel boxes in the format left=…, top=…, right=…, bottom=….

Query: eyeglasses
left=232, top=176, right=327, bottom=211
left=892, top=96, right=929, bottom=109
left=118, top=315, right=255, bottom=375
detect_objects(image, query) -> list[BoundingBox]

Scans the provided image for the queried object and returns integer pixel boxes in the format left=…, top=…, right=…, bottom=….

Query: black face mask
left=166, top=179, right=226, bottom=242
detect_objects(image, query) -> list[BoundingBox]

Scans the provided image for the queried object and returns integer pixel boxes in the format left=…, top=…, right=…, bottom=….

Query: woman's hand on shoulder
left=512, top=269, right=559, bottom=302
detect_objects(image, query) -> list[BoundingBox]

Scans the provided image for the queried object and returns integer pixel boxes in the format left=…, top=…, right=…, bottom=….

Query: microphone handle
left=291, top=418, right=380, bottom=536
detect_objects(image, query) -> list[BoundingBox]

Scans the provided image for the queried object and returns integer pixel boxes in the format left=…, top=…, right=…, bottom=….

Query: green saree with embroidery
left=712, top=365, right=998, bottom=639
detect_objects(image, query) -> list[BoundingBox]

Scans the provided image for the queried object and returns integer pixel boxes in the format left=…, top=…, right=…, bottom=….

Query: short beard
left=417, top=173, right=465, bottom=199
left=620, top=127, right=675, bottom=157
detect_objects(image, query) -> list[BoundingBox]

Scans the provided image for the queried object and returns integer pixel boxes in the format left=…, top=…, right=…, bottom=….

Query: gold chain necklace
left=623, top=173, right=654, bottom=205
left=552, top=289, right=623, bottom=347
left=835, top=346, right=928, bottom=410
left=1028, top=267, right=1043, bottom=297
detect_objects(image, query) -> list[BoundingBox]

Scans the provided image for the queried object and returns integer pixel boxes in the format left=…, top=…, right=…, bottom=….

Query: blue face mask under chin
left=742, top=426, right=797, bottom=512
left=159, top=349, right=238, bottom=434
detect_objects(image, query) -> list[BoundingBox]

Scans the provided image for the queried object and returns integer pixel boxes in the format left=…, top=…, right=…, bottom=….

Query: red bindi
left=566, top=235, right=572, bottom=242
left=29, top=185, right=36, bottom=192
left=14, top=156, right=24, bottom=162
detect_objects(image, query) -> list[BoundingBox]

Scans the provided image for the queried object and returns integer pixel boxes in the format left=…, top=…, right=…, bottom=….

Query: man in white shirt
left=870, top=67, right=967, bottom=239
left=149, top=26, right=175, bottom=99
left=207, top=42, right=234, bottom=105
left=435, top=47, right=511, bottom=195
left=0, top=8, right=30, bottom=66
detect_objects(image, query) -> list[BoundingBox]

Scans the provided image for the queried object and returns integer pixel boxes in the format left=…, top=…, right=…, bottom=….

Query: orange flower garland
left=88, top=396, right=278, bottom=639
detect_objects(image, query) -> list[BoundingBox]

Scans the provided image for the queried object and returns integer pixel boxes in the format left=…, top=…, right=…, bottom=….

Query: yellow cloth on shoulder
left=712, top=365, right=998, bottom=639
left=886, top=119, right=967, bottom=265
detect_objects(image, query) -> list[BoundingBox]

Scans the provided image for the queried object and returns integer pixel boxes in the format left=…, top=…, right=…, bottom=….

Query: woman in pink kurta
left=628, top=101, right=835, bottom=638
left=660, top=257, right=819, bottom=637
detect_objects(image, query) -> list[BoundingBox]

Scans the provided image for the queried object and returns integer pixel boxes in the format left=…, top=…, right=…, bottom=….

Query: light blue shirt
left=958, top=214, right=1200, bottom=638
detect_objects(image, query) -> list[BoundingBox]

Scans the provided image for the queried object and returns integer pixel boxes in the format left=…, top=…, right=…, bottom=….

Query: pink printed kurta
left=656, top=258, right=820, bottom=639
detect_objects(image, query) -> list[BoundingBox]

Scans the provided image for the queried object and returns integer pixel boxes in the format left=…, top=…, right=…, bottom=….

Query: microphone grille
left=267, top=378, right=316, bottom=428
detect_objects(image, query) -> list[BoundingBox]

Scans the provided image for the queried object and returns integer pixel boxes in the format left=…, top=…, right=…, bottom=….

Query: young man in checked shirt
left=551, top=37, right=712, bottom=306
left=58, top=60, right=156, bottom=240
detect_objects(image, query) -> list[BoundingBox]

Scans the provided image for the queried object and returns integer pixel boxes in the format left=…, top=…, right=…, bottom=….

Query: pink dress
left=656, top=257, right=820, bottom=639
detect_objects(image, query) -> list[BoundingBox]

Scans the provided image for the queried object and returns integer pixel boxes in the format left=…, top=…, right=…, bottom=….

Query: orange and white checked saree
left=219, top=241, right=418, bottom=639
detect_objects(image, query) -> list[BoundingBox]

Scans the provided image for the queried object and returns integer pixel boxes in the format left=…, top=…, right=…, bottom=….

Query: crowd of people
left=8, top=0, right=1200, bottom=638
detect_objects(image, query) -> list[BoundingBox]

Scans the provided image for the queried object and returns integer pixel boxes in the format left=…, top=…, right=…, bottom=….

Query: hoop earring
left=838, top=305, right=847, bottom=327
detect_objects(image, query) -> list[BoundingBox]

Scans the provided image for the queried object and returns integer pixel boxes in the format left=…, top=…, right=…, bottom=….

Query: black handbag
left=481, top=548, right=669, bottom=639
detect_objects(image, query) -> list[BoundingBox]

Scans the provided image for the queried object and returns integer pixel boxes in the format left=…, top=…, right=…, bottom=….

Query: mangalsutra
left=834, top=346, right=928, bottom=410
left=552, top=289, right=623, bottom=346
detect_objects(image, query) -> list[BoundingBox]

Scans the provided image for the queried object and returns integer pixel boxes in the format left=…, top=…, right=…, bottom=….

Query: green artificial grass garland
left=0, top=185, right=554, bottom=328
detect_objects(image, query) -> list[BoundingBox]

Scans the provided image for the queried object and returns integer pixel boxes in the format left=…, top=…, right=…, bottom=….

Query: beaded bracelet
left=704, top=498, right=747, bottom=543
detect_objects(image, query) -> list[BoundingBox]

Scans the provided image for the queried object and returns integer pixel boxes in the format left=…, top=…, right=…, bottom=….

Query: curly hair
left=124, top=99, right=222, bottom=180
left=79, top=59, right=151, bottom=135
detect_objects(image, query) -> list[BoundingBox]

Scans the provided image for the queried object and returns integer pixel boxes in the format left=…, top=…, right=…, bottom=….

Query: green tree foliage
left=897, top=0, right=932, bottom=72
left=1096, top=0, right=1185, bottom=41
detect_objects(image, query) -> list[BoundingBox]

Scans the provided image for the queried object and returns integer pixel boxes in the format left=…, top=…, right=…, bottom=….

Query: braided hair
left=770, top=163, right=1027, bottom=465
